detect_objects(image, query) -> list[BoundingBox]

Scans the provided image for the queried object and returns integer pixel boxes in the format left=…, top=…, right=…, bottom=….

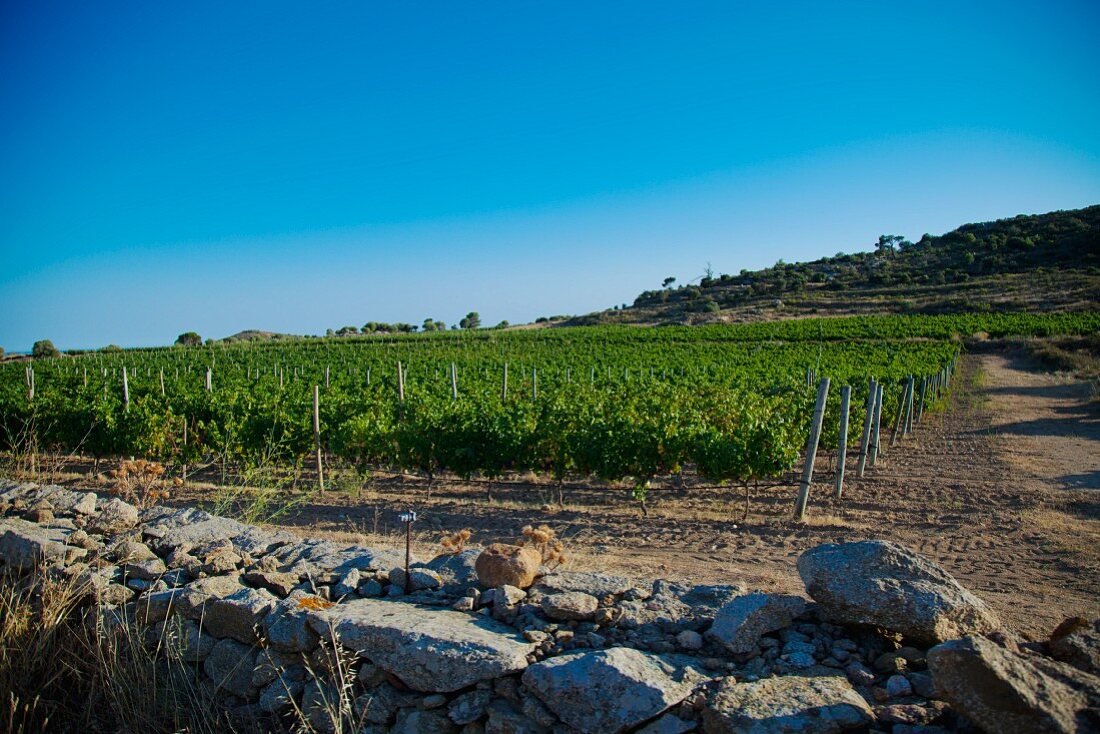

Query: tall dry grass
left=0, top=571, right=229, bottom=734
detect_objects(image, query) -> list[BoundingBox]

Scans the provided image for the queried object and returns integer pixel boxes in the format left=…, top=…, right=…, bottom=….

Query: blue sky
left=1, top=1, right=1098, bottom=351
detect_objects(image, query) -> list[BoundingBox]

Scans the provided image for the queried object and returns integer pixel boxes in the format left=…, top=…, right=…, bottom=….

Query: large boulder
left=706, top=592, right=806, bottom=655
left=308, top=598, right=534, bottom=692
left=702, top=674, right=874, bottom=733
left=522, top=648, right=707, bottom=734
left=476, top=544, right=542, bottom=589
left=0, top=518, right=85, bottom=570
left=928, top=635, right=1100, bottom=734
left=797, top=540, right=1000, bottom=645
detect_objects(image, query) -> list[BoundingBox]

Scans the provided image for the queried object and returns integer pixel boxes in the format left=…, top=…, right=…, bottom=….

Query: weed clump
left=517, top=524, right=567, bottom=569
left=440, top=528, right=473, bottom=555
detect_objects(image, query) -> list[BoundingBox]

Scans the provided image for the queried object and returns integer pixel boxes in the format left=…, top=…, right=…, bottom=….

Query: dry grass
left=0, top=571, right=228, bottom=734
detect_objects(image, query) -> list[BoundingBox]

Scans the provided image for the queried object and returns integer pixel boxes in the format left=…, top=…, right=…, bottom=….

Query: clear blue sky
left=2, top=1, right=1098, bottom=351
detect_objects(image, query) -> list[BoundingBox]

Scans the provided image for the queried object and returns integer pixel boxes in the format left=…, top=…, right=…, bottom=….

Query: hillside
left=567, top=205, right=1100, bottom=326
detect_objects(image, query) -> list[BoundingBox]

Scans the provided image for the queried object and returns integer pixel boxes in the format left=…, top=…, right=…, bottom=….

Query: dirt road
left=180, top=348, right=1099, bottom=639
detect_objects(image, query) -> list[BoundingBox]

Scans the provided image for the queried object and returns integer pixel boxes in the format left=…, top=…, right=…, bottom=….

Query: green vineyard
left=2, top=312, right=1096, bottom=501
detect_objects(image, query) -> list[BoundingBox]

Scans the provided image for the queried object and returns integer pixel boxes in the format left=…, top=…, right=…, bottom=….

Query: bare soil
left=54, top=347, right=1100, bottom=640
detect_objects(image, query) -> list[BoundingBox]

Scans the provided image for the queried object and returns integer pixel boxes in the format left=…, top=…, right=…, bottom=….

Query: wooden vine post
left=205, top=367, right=212, bottom=392
left=916, top=376, right=928, bottom=424
left=450, top=362, right=458, bottom=399
left=397, top=361, right=405, bottom=402
left=181, top=417, right=188, bottom=486
left=904, top=375, right=916, bottom=434
left=890, top=378, right=911, bottom=447
left=122, top=366, right=130, bottom=411
left=794, top=377, right=830, bottom=520
left=531, top=367, right=538, bottom=400
left=159, top=368, right=165, bottom=396
left=313, top=385, right=325, bottom=494
left=501, top=363, right=508, bottom=401
left=835, top=384, right=851, bottom=498
left=870, top=382, right=884, bottom=466
left=856, top=378, right=876, bottom=477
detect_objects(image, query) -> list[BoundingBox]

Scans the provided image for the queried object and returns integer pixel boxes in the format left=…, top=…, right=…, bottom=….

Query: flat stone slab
left=533, top=571, right=634, bottom=598
left=0, top=518, right=85, bottom=570
left=523, top=648, right=708, bottom=734
left=143, top=507, right=293, bottom=556
left=270, top=538, right=407, bottom=575
left=308, top=598, right=534, bottom=692
left=703, top=674, right=874, bottom=733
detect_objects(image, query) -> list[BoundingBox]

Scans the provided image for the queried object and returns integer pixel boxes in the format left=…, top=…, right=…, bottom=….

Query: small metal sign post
left=399, top=511, right=417, bottom=592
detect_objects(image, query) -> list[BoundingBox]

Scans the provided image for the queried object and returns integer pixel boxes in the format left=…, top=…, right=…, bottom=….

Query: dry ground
left=43, top=347, right=1100, bottom=640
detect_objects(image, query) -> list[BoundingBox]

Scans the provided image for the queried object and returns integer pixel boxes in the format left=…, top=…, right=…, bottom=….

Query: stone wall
left=2, top=479, right=1098, bottom=733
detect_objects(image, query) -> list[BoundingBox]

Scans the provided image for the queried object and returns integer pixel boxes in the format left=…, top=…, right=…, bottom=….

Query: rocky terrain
left=3, top=479, right=1099, bottom=733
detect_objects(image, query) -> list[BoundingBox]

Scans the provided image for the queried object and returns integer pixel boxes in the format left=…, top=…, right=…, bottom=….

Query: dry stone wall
left=2, top=479, right=1098, bottom=734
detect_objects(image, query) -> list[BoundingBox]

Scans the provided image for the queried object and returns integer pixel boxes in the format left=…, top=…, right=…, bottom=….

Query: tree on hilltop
left=175, top=332, right=202, bottom=346
left=32, top=339, right=60, bottom=358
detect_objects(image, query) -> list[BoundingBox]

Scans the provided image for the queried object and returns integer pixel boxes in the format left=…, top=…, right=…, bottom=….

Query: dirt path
left=168, top=349, right=1099, bottom=639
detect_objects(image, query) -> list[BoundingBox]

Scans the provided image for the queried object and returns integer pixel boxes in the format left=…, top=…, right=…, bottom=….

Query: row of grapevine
left=0, top=319, right=975, bottom=500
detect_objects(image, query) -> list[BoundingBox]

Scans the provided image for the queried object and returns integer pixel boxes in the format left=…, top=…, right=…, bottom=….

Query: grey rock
left=28, top=485, right=97, bottom=516
left=522, top=648, right=707, bottom=734
left=928, top=634, right=1100, bottom=734
left=202, top=586, right=277, bottom=643
left=203, top=638, right=258, bottom=699
left=390, top=566, right=444, bottom=592
left=333, top=568, right=361, bottom=599
left=142, top=506, right=293, bottom=556
left=262, top=591, right=323, bottom=652
left=125, top=557, right=167, bottom=581
left=845, top=661, right=876, bottom=687
left=541, top=592, right=599, bottom=621
left=886, top=674, right=913, bottom=698
left=797, top=540, right=1000, bottom=645
left=485, top=699, right=549, bottom=734
left=270, top=538, right=407, bottom=576
left=242, top=569, right=300, bottom=597
left=677, top=630, right=704, bottom=651
left=112, top=540, right=157, bottom=562
left=449, top=689, right=495, bottom=725
left=309, top=598, right=535, bottom=692
left=1050, top=619, right=1100, bottom=676
left=908, top=670, right=937, bottom=699
left=533, top=572, right=634, bottom=599
left=428, top=549, right=482, bottom=589
left=0, top=518, right=85, bottom=570
left=301, top=678, right=340, bottom=734
left=86, top=497, right=139, bottom=535
left=702, top=674, right=874, bottom=733
left=355, top=683, right=419, bottom=725
left=706, top=593, right=806, bottom=655
left=175, top=574, right=246, bottom=621
left=393, top=707, right=459, bottom=734
left=359, top=578, right=384, bottom=597
left=259, top=675, right=304, bottom=713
